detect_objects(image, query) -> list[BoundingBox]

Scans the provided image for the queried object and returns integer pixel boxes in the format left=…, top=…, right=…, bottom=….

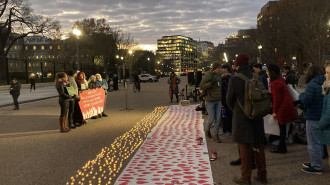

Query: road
left=0, top=77, right=329, bottom=185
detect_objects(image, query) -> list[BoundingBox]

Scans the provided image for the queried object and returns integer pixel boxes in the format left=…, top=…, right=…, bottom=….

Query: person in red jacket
left=267, top=64, right=297, bottom=153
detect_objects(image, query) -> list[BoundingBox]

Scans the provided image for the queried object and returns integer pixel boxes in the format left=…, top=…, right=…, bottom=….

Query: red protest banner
left=79, top=88, right=105, bottom=119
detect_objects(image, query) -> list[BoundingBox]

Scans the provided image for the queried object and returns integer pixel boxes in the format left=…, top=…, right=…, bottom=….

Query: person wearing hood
left=95, top=73, right=108, bottom=117
left=299, top=65, right=326, bottom=174
left=226, top=54, right=267, bottom=185
left=200, top=62, right=223, bottom=143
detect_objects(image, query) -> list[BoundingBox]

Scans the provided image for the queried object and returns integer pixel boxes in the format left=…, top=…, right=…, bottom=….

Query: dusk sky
left=30, top=0, right=267, bottom=50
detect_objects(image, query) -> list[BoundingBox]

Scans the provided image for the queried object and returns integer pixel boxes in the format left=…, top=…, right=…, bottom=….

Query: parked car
left=138, top=74, right=157, bottom=82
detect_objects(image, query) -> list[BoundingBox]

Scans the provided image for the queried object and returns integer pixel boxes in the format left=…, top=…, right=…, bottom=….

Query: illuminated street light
left=73, top=28, right=81, bottom=71
left=224, top=53, right=228, bottom=63
left=258, top=45, right=262, bottom=64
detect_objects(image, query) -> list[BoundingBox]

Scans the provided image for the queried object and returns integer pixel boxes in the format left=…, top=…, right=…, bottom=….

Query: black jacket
left=10, top=82, right=21, bottom=95
left=88, top=81, right=98, bottom=89
left=285, top=70, right=296, bottom=88
left=226, top=65, right=265, bottom=144
left=56, top=82, right=71, bottom=101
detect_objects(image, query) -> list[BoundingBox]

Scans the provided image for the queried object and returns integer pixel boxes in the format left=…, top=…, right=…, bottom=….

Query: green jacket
left=199, top=71, right=223, bottom=102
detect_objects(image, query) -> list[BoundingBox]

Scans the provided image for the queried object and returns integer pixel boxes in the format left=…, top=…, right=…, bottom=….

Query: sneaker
left=302, top=163, right=311, bottom=168
left=13, top=107, right=19, bottom=110
left=218, top=132, right=226, bottom=136
left=301, top=167, right=323, bottom=175
left=230, top=158, right=241, bottom=166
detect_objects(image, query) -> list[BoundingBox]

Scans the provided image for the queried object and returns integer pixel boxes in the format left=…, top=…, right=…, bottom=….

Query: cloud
left=29, top=0, right=266, bottom=45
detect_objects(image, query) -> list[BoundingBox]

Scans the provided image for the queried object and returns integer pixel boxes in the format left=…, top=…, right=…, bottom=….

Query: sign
left=78, top=88, right=105, bottom=119
left=66, top=86, right=75, bottom=96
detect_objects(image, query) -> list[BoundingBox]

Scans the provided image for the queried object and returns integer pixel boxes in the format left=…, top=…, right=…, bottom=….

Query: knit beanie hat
left=212, top=62, right=221, bottom=70
left=234, top=54, right=249, bottom=67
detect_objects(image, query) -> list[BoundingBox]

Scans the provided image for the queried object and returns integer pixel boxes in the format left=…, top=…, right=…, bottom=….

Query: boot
left=62, top=116, right=71, bottom=131
left=230, top=158, right=241, bottom=166
left=213, top=135, right=221, bottom=143
left=69, top=119, right=76, bottom=129
left=205, top=130, right=212, bottom=138
left=60, top=117, right=69, bottom=132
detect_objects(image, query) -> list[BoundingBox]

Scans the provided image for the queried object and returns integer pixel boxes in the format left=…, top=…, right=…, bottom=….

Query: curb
left=0, top=95, right=58, bottom=108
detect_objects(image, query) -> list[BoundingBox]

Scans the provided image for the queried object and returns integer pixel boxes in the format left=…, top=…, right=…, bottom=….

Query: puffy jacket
left=299, top=75, right=325, bottom=121
left=320, top=89, right=330, bottom=146
left=200, top=70, right=223, bottom=102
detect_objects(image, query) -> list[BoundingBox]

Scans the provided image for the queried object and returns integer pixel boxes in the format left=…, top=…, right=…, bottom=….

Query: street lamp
left=121, top=56, right=125, bottom=79
left=129, top=50, right=133, bottom=81
left=258, top=45, right=262, bottom=64
left=73, top=28, right=81, bottom=71
left=147, top=57, right=150, bottom=74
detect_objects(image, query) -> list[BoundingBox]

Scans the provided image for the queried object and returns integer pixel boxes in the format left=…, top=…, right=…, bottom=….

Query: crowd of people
left=199, top=54, right=330, bottom=184
left=55, top=70, right=109, bottom=132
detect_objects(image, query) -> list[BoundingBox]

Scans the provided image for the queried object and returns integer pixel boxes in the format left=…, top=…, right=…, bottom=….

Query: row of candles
left=67, top=106, right=168, bottom=185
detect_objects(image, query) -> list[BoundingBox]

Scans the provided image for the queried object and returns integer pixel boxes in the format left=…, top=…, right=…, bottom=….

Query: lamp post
left=147, top=57, right=150, bottom=74
left=73, top=28, right=81, bottom=71
left=129, top=50, right=133, bottom=81
left=121, top=56, right=125, bottom=80
left=258, top=45, right=262, bottom=64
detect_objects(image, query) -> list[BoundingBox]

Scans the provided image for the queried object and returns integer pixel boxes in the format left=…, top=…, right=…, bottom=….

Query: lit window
left=49, top=55, right=51, bottom=58
left=25, top=46, right=28, bottom=50
left=40, top=55, right=43, bottom=59
left=16, top=63, right=18, bottom=67
left=57, top=45, right=60, bottom=50
left=36, top=63, right=39, bottom=66
left=36, top=56, right=39, bottom=59
left=44, top=62, right=47, bottom=66
left=14, top=46, right=17, bottom=50
left=10, top=63, right=13, bottom=67
left=41, top=45, right=45, bottom=50
left=50, top=46, right=53, bottom=50
left=29, top=63, right=31, bottom=67
left=33, top=46, right=36, bottom=50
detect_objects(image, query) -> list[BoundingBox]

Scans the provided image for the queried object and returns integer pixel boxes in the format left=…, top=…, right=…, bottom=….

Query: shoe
left=75, top=122, right=82, bottom=127
left=213, top=135, right=221, bottom=143
left=225, top=132, right=232, bottom=136
left=91, top=116, right=98, bottom=119
left=102, top=113, right=108, bottom=117
left=98, top=114, right=102, bottom=118
left=233, top=177, right=251, bottom=185
left=270, top=146, right=287, bottom=154
left=218, top=132, right=226, bottom=136
left=301, top=167, right=323, bottom=175
left=13, top=107, right=19, bottom=110
left=59, top=117, right=70, bottom=132
left=254, top=176, right=268, bottom=184
left=230, top=158, right=241, bottom=166
left=302, top=163, right=311, bottom=168
left=205, top=130, right=212, bottom=138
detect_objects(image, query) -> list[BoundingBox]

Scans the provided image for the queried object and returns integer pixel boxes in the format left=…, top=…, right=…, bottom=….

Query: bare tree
left=0, top=0, right=60, bottom=79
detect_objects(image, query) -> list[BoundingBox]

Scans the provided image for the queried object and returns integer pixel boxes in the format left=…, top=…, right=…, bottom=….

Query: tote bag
left=287, top=84, right=299, bottom=102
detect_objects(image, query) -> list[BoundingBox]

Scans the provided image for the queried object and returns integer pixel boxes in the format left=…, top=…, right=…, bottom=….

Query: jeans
left=12, top=94, right=19, bottom=108
left=306, top=120, right=323, bottom=171
left=205, top=100, right=222, bottom=135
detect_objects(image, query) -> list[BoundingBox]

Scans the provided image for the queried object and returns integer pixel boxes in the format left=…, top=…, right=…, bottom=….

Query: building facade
left=156, top=35, right=198, bottom=73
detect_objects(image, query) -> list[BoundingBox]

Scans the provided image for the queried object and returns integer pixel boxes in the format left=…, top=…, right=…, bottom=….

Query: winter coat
left=168, top=75, right=181, bottom=94
left=319, top=88, right=330, bottom=146
left=200, top=70, right=223, bottom=102
left=270, top=77, right=297, bottom=124
left=56, top=82, right=71, bottom=102
left=299, top=75, right=325, bottom=121
left=226, top=65, right=265, bottom=144
left=285, top=70, right=297, bottom=89
left=76, top=79, right=89, bottom=92
left=88, top=82, right=98, bottom=89
left=10, top=81, right=21, bottom=96
left=221, top=73, right=232, bottom=115
left=96, top=79, right=109, bottom=94
left=259, top=71, right=269, bottom=90
left=68, top=75, right=78, bottom=96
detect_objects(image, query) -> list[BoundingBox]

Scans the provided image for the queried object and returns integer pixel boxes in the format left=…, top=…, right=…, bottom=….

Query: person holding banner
left=96, top=73, right=108, bottom=117
left=73, top=72, right=88, bottom=126
left=55, top=72, right=74, bottom=132
left=88, top=75, right=99, bottom=119
left=67, top=70, right=78, bottom=129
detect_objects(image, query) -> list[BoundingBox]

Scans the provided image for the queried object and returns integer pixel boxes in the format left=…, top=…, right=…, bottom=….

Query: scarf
left=322, top=80, right=330, bottom=95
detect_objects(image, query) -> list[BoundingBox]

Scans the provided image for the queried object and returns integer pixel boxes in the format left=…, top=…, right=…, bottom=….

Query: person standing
left=96, top=73, right=108, bottom=117
left=220, top=64, right=233, bottom=135
left=67, top=70, right=78, bottom=129
left=268, top=64, right=297, bottom=153
left=299, top=65, right=325, bottom=174
left=319, top=64, right=330, bottom=168
left=168, top=72, right=181, bottom=103
left=29, top=75, right=36, bottom=92
left=55, top=72, right=74, bottom=132
left=200, top=62, right=223, bottom=143
left=9, top=78, right=21, bottom=110
left=253, top=63, right=268, bottom=90
left=226, top=54, right=267, bottom=185
left=113, top=74, right=119, bottom=91
left=73, top=72, right=88, bottom=126
left=283, top=65, right=297, bottom=89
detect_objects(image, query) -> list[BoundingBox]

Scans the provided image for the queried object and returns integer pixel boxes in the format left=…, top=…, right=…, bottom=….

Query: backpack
left=236, top=73, right=271, bottom=120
